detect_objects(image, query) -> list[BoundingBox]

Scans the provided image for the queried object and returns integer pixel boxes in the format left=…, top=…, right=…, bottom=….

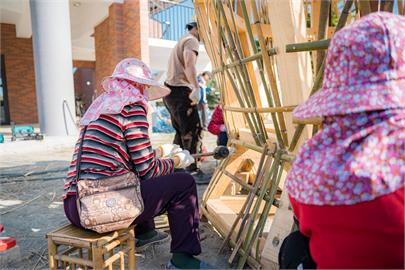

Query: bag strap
left=75, top=126, right=87, bottom=182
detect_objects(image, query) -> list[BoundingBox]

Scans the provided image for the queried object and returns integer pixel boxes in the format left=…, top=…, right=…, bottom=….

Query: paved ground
left=0, top=131, right=233, bottom=269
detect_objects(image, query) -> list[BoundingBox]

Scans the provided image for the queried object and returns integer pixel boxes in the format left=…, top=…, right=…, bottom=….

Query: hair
left=186, top=22, right=197, bottom=31
left=202, top=71, right=211, bottom=77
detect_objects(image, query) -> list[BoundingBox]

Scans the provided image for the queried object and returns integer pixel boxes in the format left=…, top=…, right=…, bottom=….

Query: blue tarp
left=151, top=105, right=212, bottom=133
left=152, top=106, right=175, bottom=133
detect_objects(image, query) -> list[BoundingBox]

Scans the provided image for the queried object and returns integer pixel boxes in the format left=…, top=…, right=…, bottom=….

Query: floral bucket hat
left=101, top=58, right=171, bottom=101
left=293, top=12, right=405, bottom=119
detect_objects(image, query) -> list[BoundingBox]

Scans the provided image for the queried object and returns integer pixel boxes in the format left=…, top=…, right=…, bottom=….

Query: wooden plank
left=267, top=0, right=313, bottom=151
left=206, top=199, right=275, bottom=243
left=261, top=180, right=294, bottom=269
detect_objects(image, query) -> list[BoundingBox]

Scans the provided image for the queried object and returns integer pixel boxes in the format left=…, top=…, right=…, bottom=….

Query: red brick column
left=124, top=0, right=150, bottom=64
left=94, top=0, right=150, bottom=94
left=94, top=4, right=124, bottom=95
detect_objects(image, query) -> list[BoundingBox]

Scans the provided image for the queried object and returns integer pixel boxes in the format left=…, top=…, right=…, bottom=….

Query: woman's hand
left=156, top=144, right=181, bottom=158
left=173, top=150, right=195, bottom=169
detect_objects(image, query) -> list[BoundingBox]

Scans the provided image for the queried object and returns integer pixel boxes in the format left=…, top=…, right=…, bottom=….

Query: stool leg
left=47, top=238, right=57, bottom=270
left=88, top=248, right=93, bottom=260
left=92, top=245, right=104, bottom=270
left=127, top=229, right=136, bottom=270
left=120, top=252, right=125, bottom=270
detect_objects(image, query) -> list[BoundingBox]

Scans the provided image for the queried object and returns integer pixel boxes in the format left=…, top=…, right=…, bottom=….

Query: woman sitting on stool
left=63, top=58, right=213, bottom=269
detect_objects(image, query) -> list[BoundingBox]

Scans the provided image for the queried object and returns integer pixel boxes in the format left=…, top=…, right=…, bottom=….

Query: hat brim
left=101, top=75, right=171, bottom=101
left=144, top=85, right=171, bottom=101
left=293, top=78, right=405, bottom=119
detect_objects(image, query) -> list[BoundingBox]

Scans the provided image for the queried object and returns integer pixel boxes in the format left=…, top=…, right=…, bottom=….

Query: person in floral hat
left=64, top=58, right=214, bottom=269
left=281, top=12, right=404, bottom=269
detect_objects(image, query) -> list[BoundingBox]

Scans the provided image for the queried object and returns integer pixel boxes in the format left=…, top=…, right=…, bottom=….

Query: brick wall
left=0, top=23, right=38, bottom=124
left=94, top=0, right=150, bottom=95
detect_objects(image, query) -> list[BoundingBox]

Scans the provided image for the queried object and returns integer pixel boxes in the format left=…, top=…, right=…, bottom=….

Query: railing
left=149, top=0, right=196, bottom=41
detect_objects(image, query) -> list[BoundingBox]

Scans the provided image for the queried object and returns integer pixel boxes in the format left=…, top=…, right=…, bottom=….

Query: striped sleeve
left=122, top=104, right=174, bottom=180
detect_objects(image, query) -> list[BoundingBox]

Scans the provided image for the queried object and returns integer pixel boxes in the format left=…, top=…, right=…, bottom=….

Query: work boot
left=189, top=169, right=212, bottom=185
left=135, top=230, right=169, bottom=252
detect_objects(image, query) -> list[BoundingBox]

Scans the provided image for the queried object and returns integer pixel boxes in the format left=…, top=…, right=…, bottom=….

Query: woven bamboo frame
left=193, top=0, right=374, bottom=269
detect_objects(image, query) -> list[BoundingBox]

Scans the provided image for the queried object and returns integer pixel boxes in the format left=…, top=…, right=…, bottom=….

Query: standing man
left=198, top=71, right=211, bottom=130
left=164, top=22, right=203, bottom=174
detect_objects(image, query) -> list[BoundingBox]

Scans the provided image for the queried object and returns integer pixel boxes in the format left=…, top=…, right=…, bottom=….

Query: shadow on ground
left=0, top=158, right=233, bottom=269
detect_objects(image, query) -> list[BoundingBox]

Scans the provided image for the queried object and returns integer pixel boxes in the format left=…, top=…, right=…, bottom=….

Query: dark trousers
left=64, top=172, right=202, bottom=255
left=197, top=103, right=209, bottom=129
left=163, top=84, right=202, bottom=171
left=217, top=132, right=228, bottom=146
left=278, top=231, right=316, bottom=269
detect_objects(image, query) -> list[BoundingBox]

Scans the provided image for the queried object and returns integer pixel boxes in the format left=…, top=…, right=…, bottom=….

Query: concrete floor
left=0, top=131, right=233, bottom=269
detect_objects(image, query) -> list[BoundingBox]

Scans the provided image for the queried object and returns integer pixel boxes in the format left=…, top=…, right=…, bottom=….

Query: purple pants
left=64, top=172, right=201, bottom=255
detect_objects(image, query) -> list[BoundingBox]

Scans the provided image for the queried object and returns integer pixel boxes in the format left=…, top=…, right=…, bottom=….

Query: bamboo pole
left=254, top=160, right=285, bottom=261
left=218, top=0, right=268, bottom=145
left=316, top=0, right=331, bottom=75
left=285, top=39, right=330, bottom=53
left=213, top=39, right=332, bottom=75
left=230, top=139, right=295, bottom=162
left=234, top=150, right=273, bottom=242
left=208, top=1, right=262, bottom=145
left=240, top=0, right=288, bottom=148
left=219, top=144, right=270, bottom=253
left=398, top=0, right=405, bottom=15
left=223, top=105, right=296, bottom=113
left=293, top=117, right=323, bottom=125
left=218, top=25, right=264, bottom=145
left=235, top=156, right=280, bottom=268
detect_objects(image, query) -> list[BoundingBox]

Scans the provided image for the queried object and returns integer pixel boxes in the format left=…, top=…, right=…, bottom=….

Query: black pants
left=217, top=132, right=228, bottom=146
left=163, top=84, right=202, bottom=171
left=278, top=231, right=316, bottom=269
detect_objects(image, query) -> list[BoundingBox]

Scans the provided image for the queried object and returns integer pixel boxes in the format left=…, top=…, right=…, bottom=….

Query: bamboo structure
left=192, top=0, right=390, bottom=269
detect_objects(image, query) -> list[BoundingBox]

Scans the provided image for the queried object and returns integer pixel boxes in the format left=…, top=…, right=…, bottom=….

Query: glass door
left=0, top=55, right=10, bottom=125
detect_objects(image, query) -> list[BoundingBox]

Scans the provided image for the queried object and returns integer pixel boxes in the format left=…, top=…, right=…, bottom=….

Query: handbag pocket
left=77, top=172, right=144, bottom=233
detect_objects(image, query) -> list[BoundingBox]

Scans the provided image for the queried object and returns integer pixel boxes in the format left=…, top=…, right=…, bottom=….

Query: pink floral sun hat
left=102, top=58, right=170, bottom=101
left=80, top=58, right=170, bottom=126
left=293, top=12, right=405, bottom=119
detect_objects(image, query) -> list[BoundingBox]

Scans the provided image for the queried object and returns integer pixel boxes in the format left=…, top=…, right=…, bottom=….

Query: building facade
left=0, top=0, right=210, bottom=135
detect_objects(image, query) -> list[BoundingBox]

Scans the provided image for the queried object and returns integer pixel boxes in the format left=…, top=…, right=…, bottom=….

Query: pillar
left=94, top=0, right=150, bottom=94
left=30, top=0, right=77, bottom=136
left=124, top=0, right=150, bottom=64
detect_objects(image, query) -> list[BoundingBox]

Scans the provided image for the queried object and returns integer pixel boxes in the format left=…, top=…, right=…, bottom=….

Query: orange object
left=0, top=237, right=16, bottom=252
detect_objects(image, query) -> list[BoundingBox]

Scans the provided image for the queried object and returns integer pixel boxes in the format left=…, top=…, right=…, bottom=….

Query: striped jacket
left=64, top=103, right=174, bottom=198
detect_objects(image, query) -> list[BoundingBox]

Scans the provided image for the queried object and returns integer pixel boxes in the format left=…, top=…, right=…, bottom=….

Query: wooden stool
left=46, top=224, right=135, bottom=270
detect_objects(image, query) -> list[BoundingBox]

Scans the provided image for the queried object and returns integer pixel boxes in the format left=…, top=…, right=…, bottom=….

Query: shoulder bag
left=75, top=127, right=144, bottom=233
